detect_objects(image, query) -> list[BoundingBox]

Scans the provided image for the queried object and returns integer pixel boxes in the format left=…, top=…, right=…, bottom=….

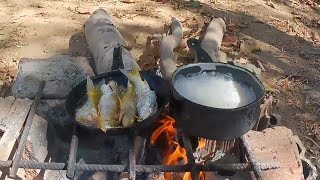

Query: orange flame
left=151, top=116, right=206, bottom=180
left=198, top=138, right=206, bottom=150
left=182, top=138, right=206, bottom=180
left=151, top=116, right=187, bottom=180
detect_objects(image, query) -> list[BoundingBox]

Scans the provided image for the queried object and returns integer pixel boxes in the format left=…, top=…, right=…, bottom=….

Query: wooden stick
left=159, top=18, right=183, bottom=80
left=201, top=18, right=226, bottom=62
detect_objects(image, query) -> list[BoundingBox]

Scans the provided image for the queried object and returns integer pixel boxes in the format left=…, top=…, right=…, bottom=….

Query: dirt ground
left=0, top=0, right=319, bottom=173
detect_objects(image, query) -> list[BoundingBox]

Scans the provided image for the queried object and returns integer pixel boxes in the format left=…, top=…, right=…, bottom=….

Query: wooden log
left=200, top=18, right=226, bottom=62
left=85, top=8, right=140, bottom=74
left=159, top=18, right=183, bottom=80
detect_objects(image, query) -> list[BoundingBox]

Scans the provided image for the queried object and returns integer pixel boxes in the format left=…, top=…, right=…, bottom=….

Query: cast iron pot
left=66, top=45, right=170, bottom=137
left=170, top=39, right=265, bottom=140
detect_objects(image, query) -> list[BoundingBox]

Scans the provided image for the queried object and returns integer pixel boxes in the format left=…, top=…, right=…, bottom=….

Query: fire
left=198, top=138, right=206, bottom=149
left=151, top=116, right=187, bottom=179
left=151, top=116, right=205, bottom=180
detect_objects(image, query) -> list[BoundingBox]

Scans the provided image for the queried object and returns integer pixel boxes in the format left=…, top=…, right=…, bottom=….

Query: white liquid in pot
left=173, top=72, right=257, bottom=109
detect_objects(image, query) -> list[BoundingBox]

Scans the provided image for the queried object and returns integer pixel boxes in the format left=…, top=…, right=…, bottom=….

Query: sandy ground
left=0, top=0, right=319, bottom=173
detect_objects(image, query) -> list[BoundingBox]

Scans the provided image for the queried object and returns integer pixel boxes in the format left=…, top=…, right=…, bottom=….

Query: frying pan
left=66, top=45, right=170, bottom=136
left=170, top=38, right=265, bottom=140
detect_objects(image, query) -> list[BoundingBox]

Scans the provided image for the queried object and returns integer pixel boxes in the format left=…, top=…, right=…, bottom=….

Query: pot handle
left=111, top=44, right=125, bottom=71
left=187, top=38, right=213, bottom=63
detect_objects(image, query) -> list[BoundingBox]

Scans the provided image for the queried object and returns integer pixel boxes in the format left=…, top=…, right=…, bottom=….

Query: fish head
left=101, top=84, right=112, bottom=95
left=109, top=80, right=120, bottom=93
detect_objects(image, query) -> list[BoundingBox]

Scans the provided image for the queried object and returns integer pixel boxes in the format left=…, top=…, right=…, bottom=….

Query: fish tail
left=97, top=110, right=107, bottom=132
left=86, top=76, right=95, bottom=92
left=119, top=68, right=141, bottom=82
left=97, top=79, right=105, bottom=88
left=87, top=77, right=101, bottom=110
left=133, top=113, right=142, bottom=122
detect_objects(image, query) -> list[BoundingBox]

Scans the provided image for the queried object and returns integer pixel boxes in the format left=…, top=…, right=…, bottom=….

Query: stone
left=68, top=31, right=92, bottom=58
left=70, top=56, right=95, bottom=77
left=12, top=55, right=95, bottom=99
left=243, top=127, right=304, bottom=180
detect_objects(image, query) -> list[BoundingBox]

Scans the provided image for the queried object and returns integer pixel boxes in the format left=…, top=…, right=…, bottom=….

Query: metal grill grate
left=0, top=81, right=281, bottom=180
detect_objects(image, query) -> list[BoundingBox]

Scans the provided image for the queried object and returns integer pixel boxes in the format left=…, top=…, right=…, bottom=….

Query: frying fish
left=120, top=68, right=157, bottom=120
left=97, top=81, right=121, bottom=132
left=75, top=100, right=98, bottom=127
left=75, top=76, right=103, bottom=127
left=87, top=76, right=103, bottom=111
left=119, top=80, right=137, bottom=127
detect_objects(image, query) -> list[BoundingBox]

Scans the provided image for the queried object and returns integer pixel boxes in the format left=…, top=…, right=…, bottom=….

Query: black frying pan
left=66, top=45, right=170, bottom=136
left=170, top=38, right=265, bottom=140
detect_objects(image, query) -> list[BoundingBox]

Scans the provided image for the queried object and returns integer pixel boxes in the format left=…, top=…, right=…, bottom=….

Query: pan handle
left=111, top=45, right=125, bottom=71
left=187, top=38, right=213, bottom=63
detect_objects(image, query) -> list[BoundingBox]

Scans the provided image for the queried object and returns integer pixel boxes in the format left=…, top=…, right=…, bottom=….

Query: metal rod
left=135, top=162, right=280, bottom=172
left=128, top=134, right=136, bottom=180
left=241, top=136, right=263, bottom=180
left=75, top=164, right=126, bottom=172
left=181, top=132, right=200, bottom=180
left=66, top=125, right=79, bottom=179
left=134, top=136, right=146, bottom=164
left=9, top=81, right=46, bottom=178
left=0, top=160, right=280, bottom=172
left=1, top=161, right=65, bottom=170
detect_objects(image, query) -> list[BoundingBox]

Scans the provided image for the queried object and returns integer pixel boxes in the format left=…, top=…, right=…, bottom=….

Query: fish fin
left=118, top=95, right=122, bottom=107
left=127, top=79, right=131, bottom=87
left=97, top=79, right=105, bottom=88
left=97, top=110, right=106, bottom=133
left=109, top=80, right=119, bottom=94
left=119, top=111, right=125, bottom=125
left=86, top=76, right=94, bottom=92
left=119, top=68, right=141, bottom=82
left=87, top=77, right=102, bottom=111
left=133, top=113, right=142, bottom=122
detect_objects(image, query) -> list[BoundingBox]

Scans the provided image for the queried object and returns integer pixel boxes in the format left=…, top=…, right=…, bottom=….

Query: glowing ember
left=151, top=116, right=205, bottom=180
left=198, top=138, right=206, bottom=150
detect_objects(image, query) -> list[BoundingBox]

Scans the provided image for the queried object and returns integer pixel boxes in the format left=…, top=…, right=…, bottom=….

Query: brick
left=244, top=127, right=304, bottom=180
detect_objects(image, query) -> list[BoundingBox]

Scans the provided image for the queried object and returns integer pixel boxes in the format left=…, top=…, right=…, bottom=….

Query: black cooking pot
left=66, top=45, right=170, bottom=137
left=170, top=39, right=265, bottom=140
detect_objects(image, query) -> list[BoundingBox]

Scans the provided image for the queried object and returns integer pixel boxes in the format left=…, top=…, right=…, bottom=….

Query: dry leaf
left=238, top=57, right=248, bottom=64
left=266, top=2, right=276, bottom=9
left=220, top=46, right=234, bottom=53
left=135, top=33, right=148, bottom=46
left=217, top=51, right=227, bottom=63
left=8, top=66, right=18, bottom=77
left=234, top=62, right=262, bottom=79
left=226, top=23, right=238, bottom=32
left=240, top=39, right=260, bottom=55
left=311, top=30, right=320, bottom=42
left=222, top=35, right=239, bottom=47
